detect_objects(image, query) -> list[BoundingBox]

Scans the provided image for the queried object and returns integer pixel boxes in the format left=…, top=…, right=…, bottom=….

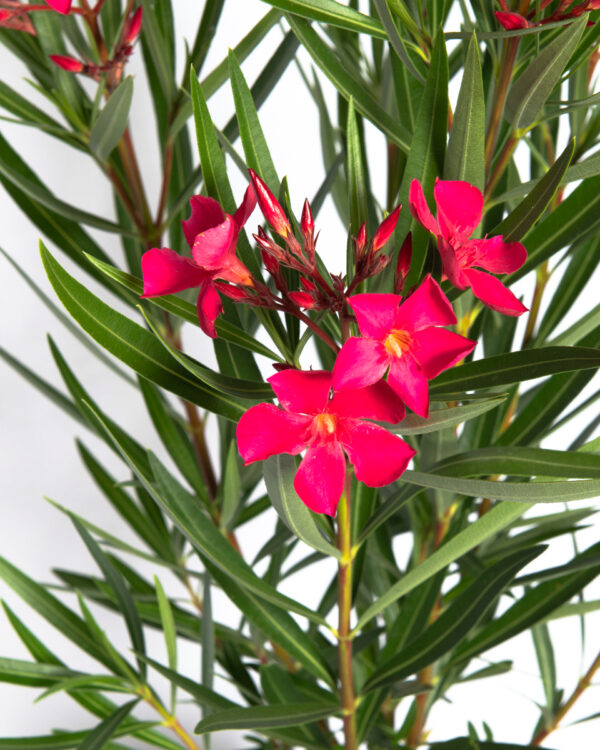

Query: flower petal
left=329, top=381, right=405, bottom=423
left=196, top=279, right=223, bottom=338
left=294, top=441, right=346, bottom=516
left=348, top=293, right=400, bottom=340
left=464, top=268, right=528, bottom=316
left=412, top=327, right=476, bottom=379
left=237, top=404, right=311, bottom=463
left=191, top=215, right=237, bottom=269
left=332, top=337, right=389, bottom=391
left=232, top=185, right=257, bottom=231
left=434, top=180, right=483, bottom=242
left=388, top=355, right=430, bottom=417
left=394, top=274, right=457, bottom=332
left=340, top=420, right=415, bottom=486
left=438, top=237, right=469, bottom=289
left=470, top=236, right=527, bottom=274
left=182, top=195, right=225, bottom=249
left=408, top=179, right=439, bottom=235
left=141, top=247, right=206, bottom=297
left=268, top=369, right=332, bottom=415
left=45, top=0, right=71, bottom=13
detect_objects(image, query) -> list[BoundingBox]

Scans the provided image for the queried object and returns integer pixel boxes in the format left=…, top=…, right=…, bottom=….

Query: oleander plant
left=2, top=1, right=600, bottom=748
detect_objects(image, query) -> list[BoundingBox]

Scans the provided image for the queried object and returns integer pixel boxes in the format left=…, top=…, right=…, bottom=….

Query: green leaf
left=393, top=396, right=506, bottom=434
left=286, top=16, right=411, bottom=152
left=83, top=254, right=284, bottom=361
left=263, top=455, right=342, bottom=559
left=194, top=702, right=339, bottom=734
left=72, top=519, right=146, bottom=677
left=228, top=49, right=279, bottom=188
left=201, top=571, right=214, bottom=702
left=505, top=15, right=587, bottom=130
left=41, top=243, right=247, bottom=421
left=354, top=501, right=532, bottom=630
left=509, top=175, right=600, bottom=284
left=78, top=700, right=139, bottom=750
left=220, top=441, right=242, bottom=532
left=532, top=621, right=557, bottom=714
left=429, top=740, right=558, bottom=749
left=140, top=309, right=272, bottom=400
left=0, top=659, right=78, bottom=687
left=139, top=0, right=175, bottom=102
left=262, top=0, right=386, bottom=38
left=364, top=546, right=543, bottom=691
left=494, top=139, right=574, bottom=242
left=444, top=33, right=485, bottom=190
left=0, top=556, right=113, bottom=670
left=452, top=541, right=600, bottom=664
left=398, top=29, right=449, bottom=286
left=153, top=576, right=177, bottom=712
left=346, top=97, right=368, bottom=237
left=430, top=346, right=600, bottom=396
left=89, top=77, right=134, bottom=161
left=373, top=0, right=425, bottom=84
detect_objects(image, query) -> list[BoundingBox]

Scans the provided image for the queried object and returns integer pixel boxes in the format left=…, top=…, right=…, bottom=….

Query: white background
left=1, top=1, right=600, bottom=747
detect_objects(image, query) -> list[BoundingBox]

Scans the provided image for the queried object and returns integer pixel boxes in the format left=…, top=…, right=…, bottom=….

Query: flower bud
left=288, top=291, right=316, bottom=309
left=123, top=6, right=143, bottom=45
left=372, top=204, right=401, bottom=253
left=494, top=10, right=530, bottom=29
left=300, top=277, right=316, bottom=292
left=49, top=54, right=84, bottom=73
left=0, top=10, right=11, bottom=21
left=214, top=282, right=248, bottom=301
left=355, top=222, right=367, bottom=260
left=394, top=233, right=412, bottom=293
left=261, top=248, right=279, bottom=276
left=301, top=199, right=314, bottom=237
left=248, top=168, right=292, bottom=238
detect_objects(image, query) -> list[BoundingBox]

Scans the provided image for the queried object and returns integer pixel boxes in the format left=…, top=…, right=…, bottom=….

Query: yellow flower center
left=384, top=328, right=412, bottom=358
left=312, top=412, right=338, bottom=440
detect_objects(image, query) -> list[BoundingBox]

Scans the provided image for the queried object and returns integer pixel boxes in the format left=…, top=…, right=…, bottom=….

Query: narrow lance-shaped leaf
left=262, top=0, right=386, bottom=38
left=194, top=702, right=340, bottom=734
left=505, top=15, right=587, bottom=130
left=78, top=699, right=140, bottom=750
left=264, top=455, right=342, bottom=559
left=89, top=77, right=134, bottom=161
left=444, top=32, right=485, bottom=190
left=494, top=138, right=574, bottom=242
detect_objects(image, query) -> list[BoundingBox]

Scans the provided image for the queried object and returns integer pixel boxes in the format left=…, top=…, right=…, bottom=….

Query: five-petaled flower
left=332, top=276, right=476, bottom=418
left=237, top=369, right=415, bottom=515
left=409, top=179, right=528, bottom=316
left=141, top=186, right=256, bottom=337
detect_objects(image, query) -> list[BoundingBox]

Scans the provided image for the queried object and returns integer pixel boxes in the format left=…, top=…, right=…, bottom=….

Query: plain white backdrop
left=1, top=1, right=600, bottom=747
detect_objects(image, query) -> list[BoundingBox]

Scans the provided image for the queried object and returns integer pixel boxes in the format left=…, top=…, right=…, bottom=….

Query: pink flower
left=409, top=179, right=528, bottom=316
left=45, top=0, right=72, bottom=13
left=237, top=370, right=415, bottom=515
left=141, top=186, right=256, bottom=337
left=333, top=277, right=476, bottom=418
left=248, top=169, right=292, bottom=239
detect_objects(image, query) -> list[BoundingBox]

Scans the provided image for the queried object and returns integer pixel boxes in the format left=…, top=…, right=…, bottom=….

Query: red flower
left=141, top=186, right=256, bottom=337
left=409, top=179, right=528, bottom=316
left=237, top=370, right=415, bottom=515
left=333, top=277, right=475, bottom=417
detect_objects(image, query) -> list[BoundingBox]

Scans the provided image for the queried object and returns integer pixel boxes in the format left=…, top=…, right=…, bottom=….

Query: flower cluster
left=141, top=173, right=527, bottom=515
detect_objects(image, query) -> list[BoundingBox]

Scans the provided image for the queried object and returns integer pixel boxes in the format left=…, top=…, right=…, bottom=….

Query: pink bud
left=45, top=0, right=72, bottom=14
left=261, top=249, right=279, bottom=276
left=355, top=222, right=367, bottom=257
left=300, top=277, right=316, bottom=292
left=0, top=10, right=11, bottom=21
left=288, top=291, right=316, bottom=309
left=123, top=6, right=142, bottom=45
left=372, top=205, right=401, bottom=253
left=495, top=11, right=530, bottom=29
left=49, top=54, right=84, bottom=73
left=248, top=169, right=291, bottom=238
left=395, top=233, right=412, bottom=293
left=301, top=199, right=314, bottom=237
left=214, top=282, right=247, bottom=301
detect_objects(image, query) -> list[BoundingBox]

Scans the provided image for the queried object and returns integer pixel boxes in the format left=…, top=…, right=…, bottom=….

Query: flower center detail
left=384, top=328, right=412, bottom=358
left=312, top=412, right=338, bottom=441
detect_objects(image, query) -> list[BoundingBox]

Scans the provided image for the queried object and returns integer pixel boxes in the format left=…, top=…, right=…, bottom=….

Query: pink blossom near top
left=409, top=179, right=528, bottom=316
left=141, top=186, right=256, bottom=337
left=45, top=0, right=72, bottom=13
left=237, top=370, right=415, bottom=516
left=332, top=276, right=476, bottom=418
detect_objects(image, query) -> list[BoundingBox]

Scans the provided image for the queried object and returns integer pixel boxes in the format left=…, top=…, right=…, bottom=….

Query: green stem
left=337, top=473, right=358, bottom=750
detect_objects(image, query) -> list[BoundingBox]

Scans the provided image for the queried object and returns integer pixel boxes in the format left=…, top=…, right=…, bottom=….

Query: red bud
left=301, top=199, right=314, bottom=237
left=49, top=54, right=84, bottom=73
left=288, top=291, right=316, bottom=309
left=0, top=10, right=11, bottom=21
left=494, top=10, right=530, bottom=29
left=123, top=6, right=142, bottom=45
left=300, top=277, right=316, bottom=292
left=248, top=168, right=291, bottom=238
left=261, top=249, right=279, bottom=275
left=214, top=282, right=247, bottom=301
left=372, top=204, right=401, bottom=252
left=395, top=233, right=412, bottom=293
left=355, top=222, right=367, bottom=258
